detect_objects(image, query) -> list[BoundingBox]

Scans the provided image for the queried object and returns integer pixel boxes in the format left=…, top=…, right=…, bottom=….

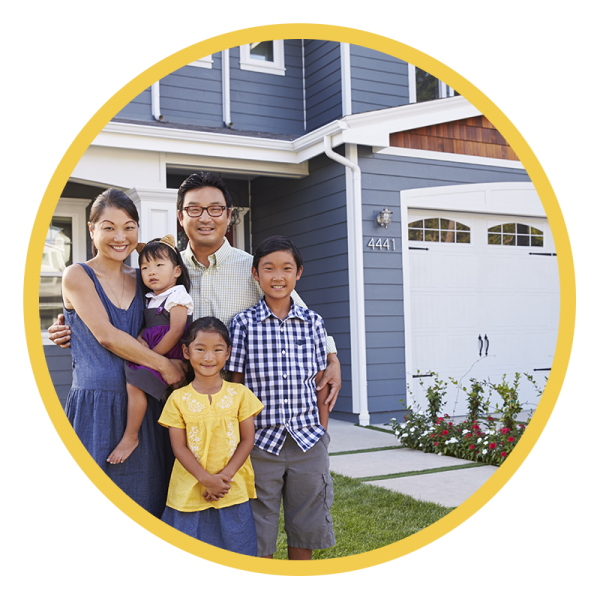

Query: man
left=49, top=172, right=341, bottom=407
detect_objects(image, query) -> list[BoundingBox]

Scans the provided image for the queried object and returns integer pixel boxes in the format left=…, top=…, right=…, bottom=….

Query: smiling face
left=252, top=250, right=303, bottom=302
left=88, top=206, right=138, bottom=262
left=183, top=330, right=231, bottom=380
left=139, top=250, right=181, bottom=296
left=177, top=186, right=231, bottom=255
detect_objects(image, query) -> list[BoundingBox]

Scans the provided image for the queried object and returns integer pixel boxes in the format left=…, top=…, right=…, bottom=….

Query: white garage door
left=406, top=208, right=559, bottom=418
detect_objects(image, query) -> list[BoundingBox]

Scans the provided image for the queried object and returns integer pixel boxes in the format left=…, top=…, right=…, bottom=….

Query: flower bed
left=389, top=412, right=526, bottom=467
left=389, top=372, right=539, bottom=467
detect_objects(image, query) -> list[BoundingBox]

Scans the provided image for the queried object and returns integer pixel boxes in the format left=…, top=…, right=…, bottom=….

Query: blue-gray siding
left=350, top=45, right=409, bottom=115
left=115, top=88, right=152, bottom=121
left=250, top=154, right=353, bottom=417
left=44, top=345, right=73, bottom=408
left=304, top=40, right=343, bottom=133
left=357, top=147, right=532, bottom=421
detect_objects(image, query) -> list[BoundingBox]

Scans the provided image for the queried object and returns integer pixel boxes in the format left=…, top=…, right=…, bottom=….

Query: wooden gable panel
left=390, top=115, right=519, bottom=161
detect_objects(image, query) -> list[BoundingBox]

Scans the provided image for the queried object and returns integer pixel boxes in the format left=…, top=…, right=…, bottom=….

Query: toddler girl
left=159, top=317, right=263, bottom=555
left=107, top=234, right=193, bottom=464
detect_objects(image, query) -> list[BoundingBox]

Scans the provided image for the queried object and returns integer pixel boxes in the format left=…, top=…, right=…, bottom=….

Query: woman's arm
left=168, top=427, right=232, bottom=500
left=150, top=305, right=188, bottom=356
left=62, top=265, right=184, bottom=385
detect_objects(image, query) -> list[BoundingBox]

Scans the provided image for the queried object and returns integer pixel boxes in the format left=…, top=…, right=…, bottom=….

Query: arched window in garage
left=408, top=217, right=471, bottom=243
left=488, top=223, right=544, bottom=247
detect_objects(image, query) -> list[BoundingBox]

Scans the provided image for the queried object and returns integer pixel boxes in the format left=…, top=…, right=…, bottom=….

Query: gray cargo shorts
left=250, top=431, right=335, bottom=557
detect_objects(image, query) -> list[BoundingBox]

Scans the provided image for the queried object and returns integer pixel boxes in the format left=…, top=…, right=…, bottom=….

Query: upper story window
left=488, top=223, right=544, bottom=247
left=189, top=55, right=213, bottom=69
left=408, top=217, right=471, bottom=243
left=408, top=65, right=458, bottom=103
left=239, top=40, right=286, bottom=76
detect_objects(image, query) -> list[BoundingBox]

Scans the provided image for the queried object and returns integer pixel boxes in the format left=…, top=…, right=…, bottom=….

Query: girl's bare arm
left=150, top=305, right=188, bottom=355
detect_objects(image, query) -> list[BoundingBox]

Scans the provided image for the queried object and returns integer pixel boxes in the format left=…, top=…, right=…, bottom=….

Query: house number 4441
left=367, top=238, right=396, bottom=250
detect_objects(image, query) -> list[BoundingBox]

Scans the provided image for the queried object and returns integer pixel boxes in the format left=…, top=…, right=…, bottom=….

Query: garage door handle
left=484, top=334, right=489, bottom=356
left=478, top=334, right=483, bottom=356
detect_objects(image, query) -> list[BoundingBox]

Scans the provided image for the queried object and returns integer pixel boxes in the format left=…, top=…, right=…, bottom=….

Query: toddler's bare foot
left=107, top=435, right=139, bottom=464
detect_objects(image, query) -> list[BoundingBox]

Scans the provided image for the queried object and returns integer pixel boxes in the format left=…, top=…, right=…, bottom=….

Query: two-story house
left=42, top=39, right=558, bottom=424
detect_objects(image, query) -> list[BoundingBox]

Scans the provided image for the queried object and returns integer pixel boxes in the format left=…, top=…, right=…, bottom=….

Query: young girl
left=107, top=234, right=193, bottom=464
left=159, top=317, right=263, bottom=556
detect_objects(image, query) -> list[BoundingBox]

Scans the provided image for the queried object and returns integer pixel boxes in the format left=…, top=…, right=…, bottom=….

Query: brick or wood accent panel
left=390, top=115, right=519, bottom=161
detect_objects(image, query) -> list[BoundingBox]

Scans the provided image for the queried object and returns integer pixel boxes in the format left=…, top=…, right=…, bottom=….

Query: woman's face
left=89, top=206, right=138, bottom=262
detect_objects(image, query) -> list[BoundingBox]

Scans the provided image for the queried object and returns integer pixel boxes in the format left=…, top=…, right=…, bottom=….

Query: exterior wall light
left=376, top=207, right=393, bottom=229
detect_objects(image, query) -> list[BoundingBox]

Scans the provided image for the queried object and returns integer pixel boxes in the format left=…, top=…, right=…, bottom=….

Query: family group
left=48, top=172, right=341, bottom=559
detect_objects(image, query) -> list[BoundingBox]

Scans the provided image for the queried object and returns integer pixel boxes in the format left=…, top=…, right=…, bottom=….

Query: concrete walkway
left=328, top=419, right=498, bottom=508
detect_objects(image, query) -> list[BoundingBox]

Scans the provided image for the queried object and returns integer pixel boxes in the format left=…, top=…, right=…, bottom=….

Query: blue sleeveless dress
left=64, top=264, right=173, bottom=517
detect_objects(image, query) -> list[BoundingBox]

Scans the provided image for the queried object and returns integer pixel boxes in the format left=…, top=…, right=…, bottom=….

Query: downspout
left=222, top=49, right=231, bottom=127
left=323, top=135, right=370, bottom=426
left=151, top=82, right=163, bottom=121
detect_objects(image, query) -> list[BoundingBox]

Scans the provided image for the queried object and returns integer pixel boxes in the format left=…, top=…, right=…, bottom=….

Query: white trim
left=239, top=40, right=285, bottom=76
left=375, top=146, right=526, bottom=170
left=41, top=198, right=90, bottom=344
left=231, top=207, right=250, bottom=251
left=189, top=56, right=213, bottom=69
left=323, top=137, right=370, bottom=425
left=97, top=96, right=479, bottom=167
left=151, top=82, right=162, bottom=122
left=222, top=49, right=231, bottom=127
left=301, top=40, right=306, bottom=131
left=341, top=43, right=352, bottom=117
left=408, top=64, right=416, bottom=104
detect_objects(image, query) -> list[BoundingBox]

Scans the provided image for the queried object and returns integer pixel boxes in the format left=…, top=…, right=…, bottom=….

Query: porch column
left=126, top=187, right=179, bottom=259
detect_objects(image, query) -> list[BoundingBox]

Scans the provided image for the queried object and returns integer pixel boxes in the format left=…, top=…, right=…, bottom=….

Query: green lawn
left=273, top=471, right=455, bottom=560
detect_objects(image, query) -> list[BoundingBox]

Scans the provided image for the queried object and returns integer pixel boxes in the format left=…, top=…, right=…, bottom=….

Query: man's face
left=178, top=186, right=231, bottom=253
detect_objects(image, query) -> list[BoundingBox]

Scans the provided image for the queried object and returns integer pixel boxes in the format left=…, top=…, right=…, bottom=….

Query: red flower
left=520, top=424, right=525, bottom=429
left=442, top=430, right=449, bottom=436
left=508, top=436, right=514, bottom=442
left=501, top=451, right=507, bottom=457
left=488, top=416, right=494, bottom=421
left=490, top=443, right=497, bottom=449
left=437, top=417, right=444, bottom=424
left=434, top=442, right=439, bottom=446
left=470, top=444, right=475, bottom=450
left=430, top=434, right=435, bottom=438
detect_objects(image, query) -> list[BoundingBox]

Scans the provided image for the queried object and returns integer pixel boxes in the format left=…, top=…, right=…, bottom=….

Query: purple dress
left=125, top=296, right=193, bottom=399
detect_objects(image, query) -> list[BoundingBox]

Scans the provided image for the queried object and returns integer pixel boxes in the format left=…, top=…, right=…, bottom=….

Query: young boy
left=227, top=235, right=335, bottom=560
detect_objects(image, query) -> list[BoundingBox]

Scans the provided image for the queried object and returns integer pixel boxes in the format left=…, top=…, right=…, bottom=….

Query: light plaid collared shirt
left=227, top=297, right=328, bottom=454
left=181, top=239, right=336, bottom=353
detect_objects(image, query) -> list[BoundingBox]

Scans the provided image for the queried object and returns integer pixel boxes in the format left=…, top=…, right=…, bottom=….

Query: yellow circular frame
left=24, top=24, right=575, bottom=576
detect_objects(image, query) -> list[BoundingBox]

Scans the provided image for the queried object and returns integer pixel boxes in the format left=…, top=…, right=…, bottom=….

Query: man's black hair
left=176, top=172, right=233, bottom=212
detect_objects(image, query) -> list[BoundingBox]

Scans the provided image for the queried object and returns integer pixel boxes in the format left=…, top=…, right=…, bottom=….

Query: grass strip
left=273, top=472, right=454, bottom=560
left=329, top=445, right=401, bottom=456
left=354, top=424, right=396, bottom=435
left=354, top=462, right=486, bottom=483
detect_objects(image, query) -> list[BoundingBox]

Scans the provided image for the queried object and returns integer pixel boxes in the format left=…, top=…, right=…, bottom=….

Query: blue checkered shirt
left=227, top=298, right=328, bottom=455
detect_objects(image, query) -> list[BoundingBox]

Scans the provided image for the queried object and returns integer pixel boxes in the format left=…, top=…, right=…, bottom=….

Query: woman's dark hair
left=176, top=172, right=233, bottom=212
left=252, top=235, right=303, bottom=271
left=88, top=188, right=139, bottom=257
left=138, top=239, right=191, bottom=293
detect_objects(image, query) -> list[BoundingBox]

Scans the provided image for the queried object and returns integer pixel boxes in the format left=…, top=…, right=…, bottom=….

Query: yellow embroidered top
left=159, top=382, right=263, bottom=512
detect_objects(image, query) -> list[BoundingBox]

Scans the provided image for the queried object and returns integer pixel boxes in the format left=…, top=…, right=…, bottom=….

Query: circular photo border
left=24, top=23, right=575, bottom=576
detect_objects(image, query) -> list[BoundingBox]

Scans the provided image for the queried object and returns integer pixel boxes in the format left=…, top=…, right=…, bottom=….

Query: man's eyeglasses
left=181, top=205, right=230, bottom=218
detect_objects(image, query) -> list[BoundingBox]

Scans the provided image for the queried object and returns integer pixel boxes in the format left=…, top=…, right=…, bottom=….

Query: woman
left=61, top=188, right=184, bottom=517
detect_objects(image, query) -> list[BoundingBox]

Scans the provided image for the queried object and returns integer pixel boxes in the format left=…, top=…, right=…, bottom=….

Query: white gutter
left=323, top=135, right=370, bottom=426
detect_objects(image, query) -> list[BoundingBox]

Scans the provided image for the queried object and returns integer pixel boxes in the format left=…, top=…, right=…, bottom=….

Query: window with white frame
left=40, top=198, right=90, bottom=342
left=408, top=64, right=458, bottom=103
left=239, top=40, right=285, bottom=76
left=189, top=55, right=213, bottom=69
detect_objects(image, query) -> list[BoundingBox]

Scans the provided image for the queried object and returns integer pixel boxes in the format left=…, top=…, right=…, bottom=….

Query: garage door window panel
left=408, top=217, right=471, bottom=243
left=488, top=222, right=544, bottom=247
